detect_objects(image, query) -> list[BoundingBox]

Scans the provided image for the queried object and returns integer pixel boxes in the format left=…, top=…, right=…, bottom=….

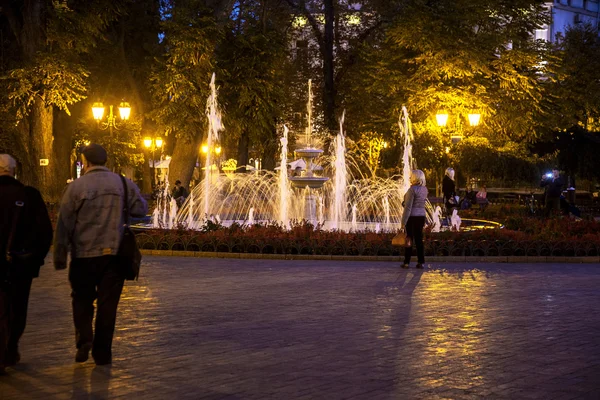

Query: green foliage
left=341, top=0, right=553, bottom=149
left=454, top=137, right=550, bottom=185
left=149, top=7, right=220, bottom=139
left=551, top=23, right=600, bottom=131
left=4, top=57, right=89, bottom=119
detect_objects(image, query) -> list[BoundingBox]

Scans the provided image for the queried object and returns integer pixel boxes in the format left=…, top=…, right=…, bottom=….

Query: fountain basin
left=294, top=148, right=323, bottom=158
left=289, top=176, right=330, bottom=189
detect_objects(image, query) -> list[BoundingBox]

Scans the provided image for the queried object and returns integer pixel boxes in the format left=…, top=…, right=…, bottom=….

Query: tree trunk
left=52, top=109, right=75, bottom=198
left=236, top=130, right=250, bottom=173
left=323, top=0, right=336, bottom=132
left=22, top=98, right=57, bottom=201
left=262, top=130, right=278, bottom=171
left=168, top=134, right=202, bottom=191
left=142, top=152, right=153, bottom=194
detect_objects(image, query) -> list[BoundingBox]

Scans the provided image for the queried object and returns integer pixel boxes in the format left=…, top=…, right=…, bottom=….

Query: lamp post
left=92, top=101, right=131, bottom=170
left=200, top=143, right=222, bottom=180
left=92, top=101, right=131, bottom=135
left=143, top=137, right=163, bottom=189
left=436, top=111, right=481, bottom=143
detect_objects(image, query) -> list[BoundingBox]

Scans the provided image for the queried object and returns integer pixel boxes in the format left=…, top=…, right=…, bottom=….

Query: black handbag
left=6, top=199, right=35, bottom=266
left=117, top=175, right=142, bottom=280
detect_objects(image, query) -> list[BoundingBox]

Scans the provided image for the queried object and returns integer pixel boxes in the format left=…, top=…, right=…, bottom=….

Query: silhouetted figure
left=442, top=167, right=457, bottom=214
left=0, top=154, right=52, bottom=374
left=540, top=168, right=563, bottom=217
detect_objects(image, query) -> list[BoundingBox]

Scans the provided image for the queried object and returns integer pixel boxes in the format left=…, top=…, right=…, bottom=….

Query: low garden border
left=134, top=220, right=600, bottom=261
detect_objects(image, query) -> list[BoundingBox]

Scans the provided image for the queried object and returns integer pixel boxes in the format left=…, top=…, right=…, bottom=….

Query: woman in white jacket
left=401, top=170, right=428, bottom=269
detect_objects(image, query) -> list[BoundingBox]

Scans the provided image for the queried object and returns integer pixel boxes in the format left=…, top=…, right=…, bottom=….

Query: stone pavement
left=1, top=258, right=600, bottom=400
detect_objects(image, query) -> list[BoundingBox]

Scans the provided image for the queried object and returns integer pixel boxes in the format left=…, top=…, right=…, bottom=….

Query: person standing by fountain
left=442, top=167, right=458, bottom=214
left=401, top=170, right=428, bottom=269
left=171, top=180, right=188, bottom=208
left=540, top=168, right=563, bottom=217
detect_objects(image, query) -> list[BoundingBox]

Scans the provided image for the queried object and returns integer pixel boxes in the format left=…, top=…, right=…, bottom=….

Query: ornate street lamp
left=436, top=111, right=482, bottom=143
left=92, top=101, right=131, bottom=136
left=143, top=137, right=163, bottom=188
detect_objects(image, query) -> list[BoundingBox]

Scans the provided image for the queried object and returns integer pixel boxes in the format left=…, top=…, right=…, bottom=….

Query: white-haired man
left=0, top=154, right=53, bottom=374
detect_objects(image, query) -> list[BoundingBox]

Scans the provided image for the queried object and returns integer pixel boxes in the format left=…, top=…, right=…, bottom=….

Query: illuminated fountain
left=288, top=79, right=329, bottom=224
left=162, top=77, right=501, bottom=232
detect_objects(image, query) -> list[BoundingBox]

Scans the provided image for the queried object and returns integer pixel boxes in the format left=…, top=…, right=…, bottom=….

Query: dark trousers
left=69, top=256, right=124, bottom=362
left=404, top=216, right=426, bottom=265
left=0, top=277, right=33, bottom=365
left=544, top=197, right=560, bottom=217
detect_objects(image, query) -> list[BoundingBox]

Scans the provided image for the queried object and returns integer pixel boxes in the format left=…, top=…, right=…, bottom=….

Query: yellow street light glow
left=293, top=16, right=307, bottom=28
left=347, top=15, right=361, bottom=25
left=143, top=138, right=152, bottom=148
left=201, top=145, right=209, bottom=154
left=119, top=101, right=131, bottom=120
left=84, top=140, right=91, bottom=146
left=92, top=102, right=105, bottom=121
left=155, top=137, right=163, bottom=148
left=445, top=147, right=450, bottom=153
left=215, top=146, right=222, bottom=155
left=436, top=112, right=449, bottom=127
left=383, top=141, right=388, bottom=149
left=468, top=113, right=481, bottom=127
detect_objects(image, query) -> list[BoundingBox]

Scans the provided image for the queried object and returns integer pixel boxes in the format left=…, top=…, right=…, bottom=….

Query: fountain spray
left=279, top=125, right=290, bottom=228
left=204, top=73, right=223, bottom=219
left=332, top=110, right=347, bottom=230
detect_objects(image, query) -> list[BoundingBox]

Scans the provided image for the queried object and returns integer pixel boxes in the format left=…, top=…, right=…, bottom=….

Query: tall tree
left=0, top=0, right=124, bottom=200
left=283, top=0, right=382, bottom=132
left=150, top=0, right=221, bottom=188
left=217, top=0, right=290, bottom=172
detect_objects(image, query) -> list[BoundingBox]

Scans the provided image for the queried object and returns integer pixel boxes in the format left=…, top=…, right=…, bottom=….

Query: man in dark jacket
left=541, top=168, right=564, bottom=217
left=0, top=154, right=53, bottom=374
left=54, top=144, right=147, bottom=365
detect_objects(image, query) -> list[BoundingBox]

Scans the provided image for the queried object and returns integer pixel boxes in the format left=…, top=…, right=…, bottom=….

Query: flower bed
left=135, top=219, right=600, bottom=258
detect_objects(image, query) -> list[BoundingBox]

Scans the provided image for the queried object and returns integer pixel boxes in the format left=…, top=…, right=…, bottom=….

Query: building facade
left=539, top=0, right=600, bottom=42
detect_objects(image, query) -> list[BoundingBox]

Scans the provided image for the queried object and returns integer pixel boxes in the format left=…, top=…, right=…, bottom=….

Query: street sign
left=40, top=159, right=49, bottom=166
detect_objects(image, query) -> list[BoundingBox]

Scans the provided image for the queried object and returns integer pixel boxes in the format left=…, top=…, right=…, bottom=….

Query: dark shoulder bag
left=118, top=175, right=142, bottom=280
left=6, top=192, right=36, bottom=268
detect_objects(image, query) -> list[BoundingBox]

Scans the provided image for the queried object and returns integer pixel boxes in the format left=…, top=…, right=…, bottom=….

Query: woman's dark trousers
left=69, top=256, right=124, bottom=363
left=404, top=216, right=426, bottom=265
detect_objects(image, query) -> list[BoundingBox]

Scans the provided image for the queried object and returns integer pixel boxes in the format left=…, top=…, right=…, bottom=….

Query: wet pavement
left=1, top=257, right=600, bottom=399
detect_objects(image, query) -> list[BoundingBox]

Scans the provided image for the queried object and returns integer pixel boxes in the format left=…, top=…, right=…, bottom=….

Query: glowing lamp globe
left=436, top=112, right=449, bottom=127
left=468, top=113, right=481, bottom=127
left=119, top=102, right=131, bottom=120
left=143, top=138, right=152, bottom=148
left=155, top=138, right=163, bottom=148
left=92, top=102, right=105, bottom=121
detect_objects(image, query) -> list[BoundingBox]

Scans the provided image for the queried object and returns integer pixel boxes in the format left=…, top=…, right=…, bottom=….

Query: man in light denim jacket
left=53, top=144, right=147, bottom=365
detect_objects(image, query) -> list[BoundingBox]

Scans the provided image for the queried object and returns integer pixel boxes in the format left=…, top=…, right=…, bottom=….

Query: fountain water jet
left=331, top=111, right=347, bottom=230
left=204, top=73, right=224, bottom=219
left=279, top=125, right=290, bottom=228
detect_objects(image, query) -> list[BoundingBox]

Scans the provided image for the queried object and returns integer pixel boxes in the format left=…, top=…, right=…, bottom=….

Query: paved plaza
left=1, top=257, right=599, bottom=399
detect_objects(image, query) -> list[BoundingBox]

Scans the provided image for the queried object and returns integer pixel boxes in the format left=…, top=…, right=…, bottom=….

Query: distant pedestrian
left=476, top=185, right=489, bottom=210
left=442, top=167, right=457, bottom=214
left=540, top=168, right=563, bottom=217
left=171, top=180, right=188, bottom=207
left=0, top=154, right=52, bottom=374
left=54, top=144, right=148, bottom=365
left=401, top=170, right=428, bottom=269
